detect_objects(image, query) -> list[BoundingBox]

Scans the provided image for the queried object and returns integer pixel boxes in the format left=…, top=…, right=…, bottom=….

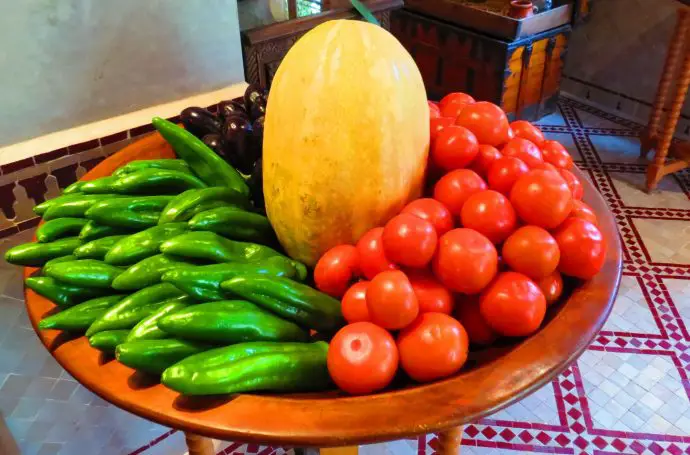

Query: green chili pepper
left=43, top=259, right=124, bottom=289
left=73, top=235, right=128, bottom=260
left=104, top=223, right=189, bottom=266
left=158, top=187, right=249, bottom=225
left=160, top=231, right=283, bottom=263
left=79, top=221, right=134, bottom=242
left=86, top=283, right=186, bottom=336
left=34, top=194, right=91, bottom=216
left=161, top=256, right=302, bottom=301
left=89, top=330, right=130, bottom=354
left=44, top=255, right=78, bottom=268
left=111, top=168, right=207, bottom=195
left=221, top=276, right=344, bottom=332
left=25, top=276, right=109, bottom=307
left=80, top=176, right=120, bottom=194
left=62, top=181, right=85, bottom=195
left=38, top=295, right=125, bottom=331
left=36, top=218, right=89, bottom=243
left=126, top=300, right=190, bottom=342
left=162, top=341, right=330, bottom=395
left=85, top=196, right=173, bottom=229
left=112, top=254, right=195, bottom=291
left=42, top=194, right=125, bottom=220
left=116, top=339, right=209, bottom=375
left=113, top=159, right=192, bottom=178
left=5, top=237, right=82, bottom=266
left=158, top=300, right=308, bottom=344
left=188, top=206, right=275, bottom=244
left=152, top=117, right=249, bottom=196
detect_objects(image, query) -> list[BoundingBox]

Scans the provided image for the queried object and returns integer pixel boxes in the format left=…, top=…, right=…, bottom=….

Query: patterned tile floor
left=0, top=98, right=689, bottom=455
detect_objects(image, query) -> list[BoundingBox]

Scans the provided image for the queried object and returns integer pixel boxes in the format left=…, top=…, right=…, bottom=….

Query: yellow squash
left=263, top=20, right=429, bottom=266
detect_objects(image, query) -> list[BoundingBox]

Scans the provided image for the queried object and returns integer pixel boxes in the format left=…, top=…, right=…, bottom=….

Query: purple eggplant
left=180, top=107, right=221, bottom=138
left=218, top=100, right=249, bottom=121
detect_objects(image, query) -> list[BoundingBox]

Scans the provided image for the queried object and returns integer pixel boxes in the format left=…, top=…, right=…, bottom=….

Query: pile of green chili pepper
left=6, top=118, right=340, bottom=396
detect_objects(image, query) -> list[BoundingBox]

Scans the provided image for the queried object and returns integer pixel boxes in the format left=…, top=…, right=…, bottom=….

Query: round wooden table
left=24, top=133, right=622, bottom=455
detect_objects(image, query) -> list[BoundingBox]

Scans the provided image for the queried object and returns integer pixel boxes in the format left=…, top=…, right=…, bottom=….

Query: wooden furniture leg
left=641, top=8, right=690, bottom=158
left=185, top=432, right=215, bottom=455
left=437, top=426, right=464, bottom=455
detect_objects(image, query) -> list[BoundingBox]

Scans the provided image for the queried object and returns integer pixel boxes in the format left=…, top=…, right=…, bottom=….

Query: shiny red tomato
left=455, top=102, right=511, bottom=147
left=535, top=271, right=564, bottom=306
left=553, top=218, right=606, bottom=279
left=569, top=200, right=598, bottom=225
left=428, top=101, right=441, bottom=119
left=501, top=138, right=544, bottom=168
left=327, top=322, right=399, bottom=394
left=480, top=271, right=546, bottom=337
left=432, top=228, right=498, bottom=294
left=536, top=162, right=560, bottom=173
left=356, top=227, right=397, bottom=280
left=510, top=120, right=545, bottom=148
left=510, top=170, right=573, bottom=229
left=401, top=198, right=454, bottom=236
left=408, top=269, right=454, bottom=314
left=341, top=281, right=371, bottom=323
left=460, top=190, right=517, bottom=244
left=367, top=270, right=419, bottom=330
left=487, top=156, right=529, bottom=195
left=431, top=125, right=479, bottom=171
left=433, top=169, right=487, bottom=217
left=454, top=295, right=498, bottom=345
left=559, top=168, right=583, bottom=200
left=439, top=92, right=476, bottom=118
left=314, top=245, right=360, bottom=297
left=397, top=313, right=469, bottom=382
left=430, top=117, right=455, bottom=142
left=470, top=145, right=502, bottom=177
left=382, top=214, right=438, bottom=268
left=502, top=226, right=560, bottom=279
left=541, top=140, right=574, bottom=170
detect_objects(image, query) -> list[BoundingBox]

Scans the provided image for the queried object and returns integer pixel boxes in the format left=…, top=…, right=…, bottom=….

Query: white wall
left=0, top=0, right=245, bottom=147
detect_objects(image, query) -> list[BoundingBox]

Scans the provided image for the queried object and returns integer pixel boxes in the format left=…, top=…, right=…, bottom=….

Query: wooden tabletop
left=24, top=133, right=622, bottom=447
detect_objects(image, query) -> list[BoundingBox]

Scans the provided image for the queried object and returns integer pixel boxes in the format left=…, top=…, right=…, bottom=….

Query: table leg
left=185, top=432, right=215, bottom=455
left=437, top=426, right=464, bottom=455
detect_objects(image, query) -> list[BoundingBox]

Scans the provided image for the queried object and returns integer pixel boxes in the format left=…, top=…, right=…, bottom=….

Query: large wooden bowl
left=24, top=132, right=622, bottom=447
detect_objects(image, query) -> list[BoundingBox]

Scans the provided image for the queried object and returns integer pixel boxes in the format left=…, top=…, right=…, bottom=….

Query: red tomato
left=327, top=322, right=399, bottom=395
left=559, top=168, right=583, bottom=200
left=356, top=227, right=397, bottom=280
left=367, top=270, right=419, bottom=330
left=439, top=92, right=476, bottom=118
left=433, top=169, right=487, bottom=217
left=537, top=162, right=560, bottom=173
left=470, top=145, right=502, bottom=177
left=432, top=228, right=498, bottom=294
left=341, top=281, right=371, bottom=323
left=569, top=200, right=598, bottom=225
left=455, top=102, right=511, bottom=147
left=408, top=270, right=454, bottom=314
left=314, top=245, right=360, bottom=297
left=382, top=214, right=438, bottom=268
left=454, top=295, right=498, bottom=345
left=397, top=313, right=469, bottom=382
left=510, top=170, right=573, bottom=229
left=428, top=101, right=441, bottom=119
left=487, top=156, right=529, bottom=195
left=501, top=138, right=544, bottom=168
left=535, top=271, right=564, bottom=306
left=430, top=117, right=455, bottom=142
left=401, top=198, right=454, bottom=236
left=480, top=271, right=546, bottom=337
left=431, top=125, right=480, bottom=171
left=502, top=226, right=560, bottom=279
left=510, top=120, right=545, bottom=148
left=541, top=140, right=574, bottom=170
left=506, top=127, right=515, bottom=142
left=553, top=218, right=606, bottom=279
left=460, top=190, right=517, bottom=244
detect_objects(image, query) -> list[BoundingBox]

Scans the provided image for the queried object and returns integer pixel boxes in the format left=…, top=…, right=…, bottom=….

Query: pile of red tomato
left=315, top=93, right=607, bottom=396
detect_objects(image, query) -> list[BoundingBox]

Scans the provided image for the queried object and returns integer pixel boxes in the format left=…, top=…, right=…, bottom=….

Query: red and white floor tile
left=0, top=98, right=689, bottom=455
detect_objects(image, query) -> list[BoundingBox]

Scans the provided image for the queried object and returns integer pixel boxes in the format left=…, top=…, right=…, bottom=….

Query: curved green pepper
left=160, top=231, right=282, bottom=263
left=44, top=255, right=78, bottom=268
left=104, top=222, right=188, bottom=266
left=85, top=196, right=173, bottom=229
left=162, top=341, right=330, bottom=395
left=79, top=221, right=134, bottom=242
left=161, top=256, right=302, bottom=301
left=43, top=194, right=123, bottom=220
left=89, top=330, right=130, bottom=353
left=80, top=176, right=119, bottom=194
left=126, top=300, right=190, bottom=341
left=221, top=276, right=344, bottom=332
left=152, top=117, right=249, bottom=196
left=36, top=218, right=89, bottom=243
left=188, top=206, right=275, bottom=244
left=113, top=159, right=192, bottom=178
left=112, top=254, right=195, bottom=291
left=159, top=187, right=249, bottom=225
left=43, top=259, right=124, bottom=289
left=111, top=169, right=207, bottom=195
left=73, top=235, right=128, bottom=260
left=5, top=237, right=82, bottom=266
left=86, top=283, right=187, bottom=336
left=38, top=295, right=125, bottom=331
left=158, top=300, right=308, bottom=344
left=62, top=181, right=85, bottom=195
left=25, top=276, right=109, bottom=307
left=34, top=194, right=91, bottom=216
left=116, top=339, right=209, bottom=375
